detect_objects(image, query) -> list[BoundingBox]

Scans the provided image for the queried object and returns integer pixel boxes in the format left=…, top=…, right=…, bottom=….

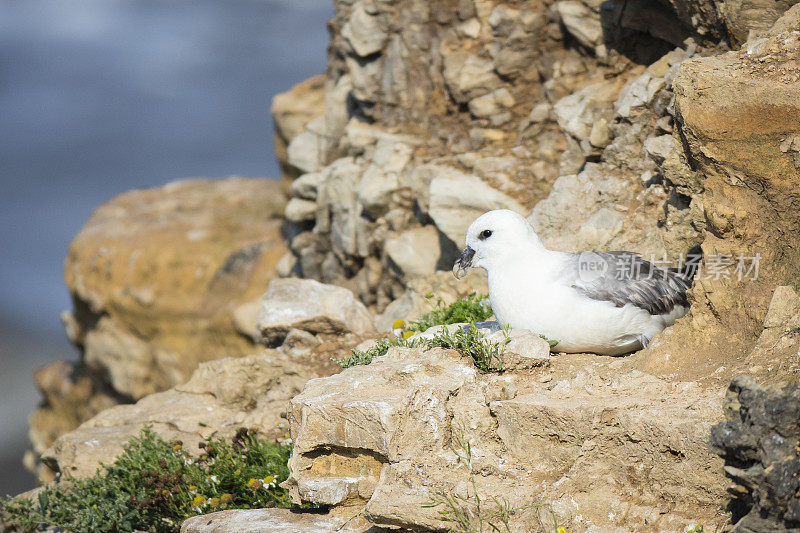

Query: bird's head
left=453, top=209, right=542, bottom=279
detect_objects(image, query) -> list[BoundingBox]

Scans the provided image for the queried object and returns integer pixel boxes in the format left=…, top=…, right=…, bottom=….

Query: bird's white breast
left=486, top=252, right=676, bottom=355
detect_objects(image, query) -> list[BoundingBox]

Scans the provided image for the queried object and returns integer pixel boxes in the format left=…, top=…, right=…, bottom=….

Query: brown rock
left=30, top=178, right=287, bottom=476
left=40, top=351, right=317, bottom=480
left=286, top=347, right=729, bottom=532
left=271, top=75, right=327, bottom=182
left=646, top=22, right=800, bottom=376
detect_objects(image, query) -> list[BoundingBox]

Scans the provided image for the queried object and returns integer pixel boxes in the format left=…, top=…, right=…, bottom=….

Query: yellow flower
left=392, top=319, right=406, bottom=330
left=402, top=330, right=414, bottom=340
left=264, top=475, right=274, bottom=484
left=208, top=497, right=220, bottom=508
left=188, top=485, right=197, bottom=492
left=557, top=527, right=567, bottom=533
left=191, top=495, right=206, bottom=508
left=172, top=443, right=182, bottom=453
left=247, top=478, right=262, bottom=489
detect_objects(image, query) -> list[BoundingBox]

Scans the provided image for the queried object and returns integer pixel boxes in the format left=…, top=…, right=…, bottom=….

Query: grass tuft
left=334, top=293, right=509, bottom=373
left=408, top=293, right=493, bottom=333
left=0, top=426, right=302, bottom=533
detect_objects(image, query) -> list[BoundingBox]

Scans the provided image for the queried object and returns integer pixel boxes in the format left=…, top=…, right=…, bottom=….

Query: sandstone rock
left=31, top=178, right=288, bottom=474
left=615, top=71, right=666, bottom=119
left=288, top=171, right=325, bottom=201
left=428, top=170, right=525, bottom=246
left=284, top=197, right=318, bottom=223
left=180, top=508, right=377, bottom=533
left=763, top=286, right=800, bottom=328
left=442, top=51, right=502, bottom=104
left=723, top=0, right=800, bottom=46
left=286, top=347, right=729, bottom=531
left=664, top=23, right=800, bottom=364
left=287, top=128, right=324, bottom=175
left=553, top=79, right=622, bottom=143
left=468, top=88, right=516, bottom=123
left=272, top=75, right=326, bottom=180
left=257, top=278, right=375, bottom=346
left=357, top=165, right=398, bottom=220
left=41, top=351, right=319, bottom=480
left=384, top=226, right=441, bottom=279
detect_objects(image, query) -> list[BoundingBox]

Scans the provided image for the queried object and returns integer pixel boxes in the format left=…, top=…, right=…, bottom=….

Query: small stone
left=764, top=286, right=800, bottom=328
left=457, top=18, right=481, bottom=39
left=257, top=278, right=375, bottom=345
left=341, top=2, right=387, bottom=57
left=284, top=198, right=318, bottom=223
left=589, top=117, right=611, bottom=148
left=288, top=171, right=325, bottom=201
left=502, top=382, right=518, bottom=399
left=556, top=1, right=603, bottom=49
left=384, top=226, right=442, bottom=279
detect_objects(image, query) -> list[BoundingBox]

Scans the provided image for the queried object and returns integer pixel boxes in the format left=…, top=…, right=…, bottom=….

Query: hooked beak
left=452, top=246, right=475, bottom=279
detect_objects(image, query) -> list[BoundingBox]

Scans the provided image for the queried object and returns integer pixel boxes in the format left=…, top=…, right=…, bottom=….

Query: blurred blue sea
left=0, top=0, right=332, bottom=495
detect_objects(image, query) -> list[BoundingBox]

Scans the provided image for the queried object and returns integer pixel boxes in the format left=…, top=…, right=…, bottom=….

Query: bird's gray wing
left=564, top=251, right=691, bottom=316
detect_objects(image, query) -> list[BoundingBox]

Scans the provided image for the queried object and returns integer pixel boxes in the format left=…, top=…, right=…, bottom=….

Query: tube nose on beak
left=452, top=246, right=476, bottom=279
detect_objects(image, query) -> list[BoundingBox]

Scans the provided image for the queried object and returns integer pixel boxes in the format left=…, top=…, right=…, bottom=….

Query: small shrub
left=408, top=293, right=493, bottom=332
left=0, top=426, right=300, bottom=533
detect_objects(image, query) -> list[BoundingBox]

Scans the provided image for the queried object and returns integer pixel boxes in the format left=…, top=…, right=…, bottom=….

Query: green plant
left=332, top=336, right=399, bottom=368
left=426, top=324, right=510, bottom=373
left=0, top=426, right=300, bottom=533
left=334, top=294, right=504, bottom=371
left=408, top=293, right=493, bottom=333
left=424, top=428, right=568, bottom=533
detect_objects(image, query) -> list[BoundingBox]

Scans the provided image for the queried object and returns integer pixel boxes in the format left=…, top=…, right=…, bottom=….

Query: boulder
left=723, top=0, right=800, bottom=46
left=655, top=17, right=800, bottom=369
left=30, top=178, right=288, bottom=476
left=257, top=278, right=375, bottom=346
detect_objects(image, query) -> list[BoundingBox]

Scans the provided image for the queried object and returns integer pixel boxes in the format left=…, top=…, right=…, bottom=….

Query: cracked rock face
left=711, top=376, right=800, bottom=533
left=286, top=346, right=729, bottom=532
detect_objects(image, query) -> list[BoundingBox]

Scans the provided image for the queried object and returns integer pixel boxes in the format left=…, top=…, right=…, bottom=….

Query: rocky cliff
left=17, top=0, right=800, bottom=532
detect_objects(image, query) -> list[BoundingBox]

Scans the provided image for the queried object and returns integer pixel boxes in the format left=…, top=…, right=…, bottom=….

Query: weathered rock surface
left=286, top=346, right=729, bottom=532
left=40, top=351, right=317, bottom=480
left=271, top=75, right=327, bottom=181
left=29, top=178, right=287, bottom=478
left=640, top=10, right=800, bottom=376
left=257, top=278, right=375, bottom=346
left=711, top=376, right=800, bottom=533
left=180, top=508, right=383, bottom=533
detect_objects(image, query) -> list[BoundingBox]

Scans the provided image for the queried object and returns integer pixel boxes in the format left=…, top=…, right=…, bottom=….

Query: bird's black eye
left=479, top=229, right=492, bottom=240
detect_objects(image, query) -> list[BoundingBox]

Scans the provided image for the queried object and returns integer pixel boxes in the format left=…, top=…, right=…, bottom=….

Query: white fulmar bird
left=452, top=210, right=691, bottom=355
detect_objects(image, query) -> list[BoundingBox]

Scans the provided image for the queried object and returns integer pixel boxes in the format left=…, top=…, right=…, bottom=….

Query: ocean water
left=0, top=0, right=332, bottom=495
